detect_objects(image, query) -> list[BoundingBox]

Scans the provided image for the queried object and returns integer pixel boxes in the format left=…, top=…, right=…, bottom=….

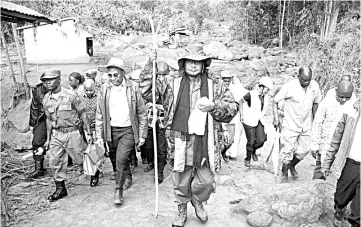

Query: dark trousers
left=335, top=158, right=360, bottom=227
left=108, top=127, right=135, bottom=185
left=145, top=124, right=167, bottom=172
left=243, top=121, right=267, bottom=161
left=312, top=153, right=325, bottom=180
left=32, top=118, right=47, bottom=161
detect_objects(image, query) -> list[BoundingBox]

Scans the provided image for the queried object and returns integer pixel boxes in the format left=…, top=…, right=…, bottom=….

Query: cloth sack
left=83, top=143, right=105, bottom=176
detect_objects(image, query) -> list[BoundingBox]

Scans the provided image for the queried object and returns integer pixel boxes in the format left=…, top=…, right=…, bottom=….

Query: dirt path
left=14, top=122, right=322, bottom=227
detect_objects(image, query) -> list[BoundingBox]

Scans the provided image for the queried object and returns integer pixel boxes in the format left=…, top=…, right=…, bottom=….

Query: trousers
left=335, top=158, right=360, bottom=227
left=243, top=121, right=267, bottom=161
left=281, top=128, right=311, bottom=163
left=173, top=166, right=215, bottom=204
left=49, top=130, right=86, bottom=181
left=32, top=117, right=47, bottom=161
left=145, top=124, right=167, bottom=172
left=108, top=127, right=134, bottom=185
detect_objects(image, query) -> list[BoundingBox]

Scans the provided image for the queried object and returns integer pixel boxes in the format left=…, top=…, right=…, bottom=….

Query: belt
left=54, top=126, right=78, bottom=133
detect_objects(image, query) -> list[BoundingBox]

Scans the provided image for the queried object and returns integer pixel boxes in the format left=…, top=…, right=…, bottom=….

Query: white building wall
left=23, top=20, right=91, bottom=64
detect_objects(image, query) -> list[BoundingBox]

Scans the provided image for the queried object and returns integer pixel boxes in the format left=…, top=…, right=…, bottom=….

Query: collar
left=49, top=87, right=66, bottom=99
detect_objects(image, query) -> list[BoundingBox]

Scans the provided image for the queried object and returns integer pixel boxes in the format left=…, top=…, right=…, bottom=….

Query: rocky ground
left=0, top=25, right=352, bottom=227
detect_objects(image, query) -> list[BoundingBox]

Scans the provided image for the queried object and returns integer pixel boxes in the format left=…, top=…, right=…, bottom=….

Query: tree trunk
left=327, top=0, right=339, bottom=35
left=279, top=0, right=287, bottom=48
left=12, top=23, right=29, bottom=98
left=1, top=28, right=16, bottom=85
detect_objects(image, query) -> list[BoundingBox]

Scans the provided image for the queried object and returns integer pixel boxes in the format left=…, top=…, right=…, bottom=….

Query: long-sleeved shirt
left=310, top=96, right=344, bottom=161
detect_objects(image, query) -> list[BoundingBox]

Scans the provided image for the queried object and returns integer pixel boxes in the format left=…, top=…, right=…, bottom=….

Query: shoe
left=27, top=160, right=46, bottom=179
left=130, top=161, right=135, bottom=171
left=172, top=204, right=187, bottom=227
left=281, top=162, right=289, bottom=183
left=90, top=170, right=100, bottom=187
left=252, top=153, right=258, bottom=162
left=158, top=172, right=164, bottom=184
left=48, top=181, right=68, bottom=202
left=244, top=159, right=250, bottom=167
left=289, top=156, right=301, bottom=179
left=222, top=153, right=230, bottom=163
left=144, top=163, right=154, bottom=172
left=142, top=158, right=148, bottom=164
left=114, top=185, right=124, bottom=206
left=333, top=207, right=345, bottom=227
left=191, top=197, right=208, bottom=223
left=123, top=176, right=132, bottom=190
left=110, top=172, right=116, bottom=180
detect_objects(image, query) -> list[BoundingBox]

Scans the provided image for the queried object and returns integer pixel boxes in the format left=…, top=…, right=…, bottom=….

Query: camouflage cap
left=40, top=70, right=61, bottom=80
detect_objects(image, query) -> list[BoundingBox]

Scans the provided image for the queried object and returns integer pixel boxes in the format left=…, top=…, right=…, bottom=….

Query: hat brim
left=98, top=64, right=132, bottom=74
left=177, top=55, right=212, bottom=69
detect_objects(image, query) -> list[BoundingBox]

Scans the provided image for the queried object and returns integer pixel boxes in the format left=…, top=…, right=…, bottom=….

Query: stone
left=203, top=41, right=228, bottom=58
left=234, top=181, right=335, bottom=226
left=246, top=46, right=265, bottom=60
left=247, top=211, right=273, bottom=227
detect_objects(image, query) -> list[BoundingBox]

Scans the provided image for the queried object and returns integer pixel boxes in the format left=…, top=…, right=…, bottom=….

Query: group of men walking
left=27, top=44, right=359, bottom=227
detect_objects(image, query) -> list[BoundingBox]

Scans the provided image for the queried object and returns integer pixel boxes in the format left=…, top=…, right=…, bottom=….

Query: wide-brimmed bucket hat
left=98, top=58, right=132, bottom=74
left=177, top=45, right=212, bottom=70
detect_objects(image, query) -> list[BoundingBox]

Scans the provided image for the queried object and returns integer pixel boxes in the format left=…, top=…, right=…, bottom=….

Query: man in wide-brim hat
left=144, top=45, right=238, bottom=227
left=95, top=57, right=147, bottom=206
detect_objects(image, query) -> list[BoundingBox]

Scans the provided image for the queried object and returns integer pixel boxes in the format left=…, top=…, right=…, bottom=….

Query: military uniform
left=43, top=88, right=87, bottom=181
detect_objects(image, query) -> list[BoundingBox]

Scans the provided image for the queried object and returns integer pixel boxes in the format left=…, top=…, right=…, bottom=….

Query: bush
left=297, top=17, right=360, bottom=96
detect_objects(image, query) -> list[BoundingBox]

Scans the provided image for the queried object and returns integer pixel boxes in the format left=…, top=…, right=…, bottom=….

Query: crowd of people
left=27, top=45, right=359, bottom=227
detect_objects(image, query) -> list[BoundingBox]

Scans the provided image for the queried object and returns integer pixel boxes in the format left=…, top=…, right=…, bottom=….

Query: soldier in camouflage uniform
left=144, top=45, right=238, bottom=227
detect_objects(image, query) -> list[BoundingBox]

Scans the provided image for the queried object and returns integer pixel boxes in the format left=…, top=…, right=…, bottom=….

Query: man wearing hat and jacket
left=95, top=58, right=147, bottom=206
left=145, top=45, right=238, bottom=227
left=138, top=60, right=170, bottom=183
left=27, top=73, right=50, bottom=179
left=42, top=70, right=93, bottom=202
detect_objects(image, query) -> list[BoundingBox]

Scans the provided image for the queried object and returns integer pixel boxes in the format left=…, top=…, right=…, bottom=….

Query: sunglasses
left=108, top=73, right=123, bottom=78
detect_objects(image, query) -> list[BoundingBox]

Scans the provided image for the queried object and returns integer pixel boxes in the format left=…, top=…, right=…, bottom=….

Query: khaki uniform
left=43, top=88, right=87, bottom=181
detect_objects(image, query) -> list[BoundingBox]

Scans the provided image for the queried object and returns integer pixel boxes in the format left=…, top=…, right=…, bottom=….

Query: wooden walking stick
left=149, top=15, right=159, bottom=218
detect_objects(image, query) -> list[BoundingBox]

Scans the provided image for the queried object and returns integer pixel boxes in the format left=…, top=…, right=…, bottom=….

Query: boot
left=113, top=185, right=124, bottom=206
left=333, top=207, right=346, bottom=227
left=191, top=197, right=208, bottom=223
left=48, top=181, right=67, bottom=202
left=289, top=156, right=301, bottom=179
left=27, top=160, right=46, bottom=179
left=281, top=162, right=289, bottom=183
left=172, top=204, right=187, bottom=227
left=110, top=172, right=116, bottom=180
left=123, top=168, right=132, bottom=190
left=114, top=171, right=126, bottom=205
left=90, top=170, right=100, bottom=187
left=144, top=163, right=154, bottom=172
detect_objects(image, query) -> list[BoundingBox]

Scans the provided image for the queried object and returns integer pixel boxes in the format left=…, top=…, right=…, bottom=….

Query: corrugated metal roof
left=1, top=1, right=54, bottom=23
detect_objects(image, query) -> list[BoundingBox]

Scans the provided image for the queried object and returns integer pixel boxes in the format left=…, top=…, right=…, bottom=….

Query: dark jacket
left=29, top=83, right=48, bottom=127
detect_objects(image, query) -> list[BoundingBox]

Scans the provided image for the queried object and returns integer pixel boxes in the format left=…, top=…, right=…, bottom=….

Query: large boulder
left=246, top=46, right=265, bottom=60
left=234, top=181, right=335, bottom=227
left=203, top=41, right=233, bottom=60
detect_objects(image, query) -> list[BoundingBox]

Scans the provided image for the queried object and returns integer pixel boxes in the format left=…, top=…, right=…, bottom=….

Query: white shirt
left=348, top=120, right=361, bottom=162
left=109, top=80, right=131, bottom=127
left=274, top=79, right=322, bottom=132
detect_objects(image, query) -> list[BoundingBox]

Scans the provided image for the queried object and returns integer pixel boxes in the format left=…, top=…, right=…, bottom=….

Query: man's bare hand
left=44, top=140, right=50, bottom=150
left=137, top=138, right=145, bottom=149
left=197, top=97, right=215, bottom=112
